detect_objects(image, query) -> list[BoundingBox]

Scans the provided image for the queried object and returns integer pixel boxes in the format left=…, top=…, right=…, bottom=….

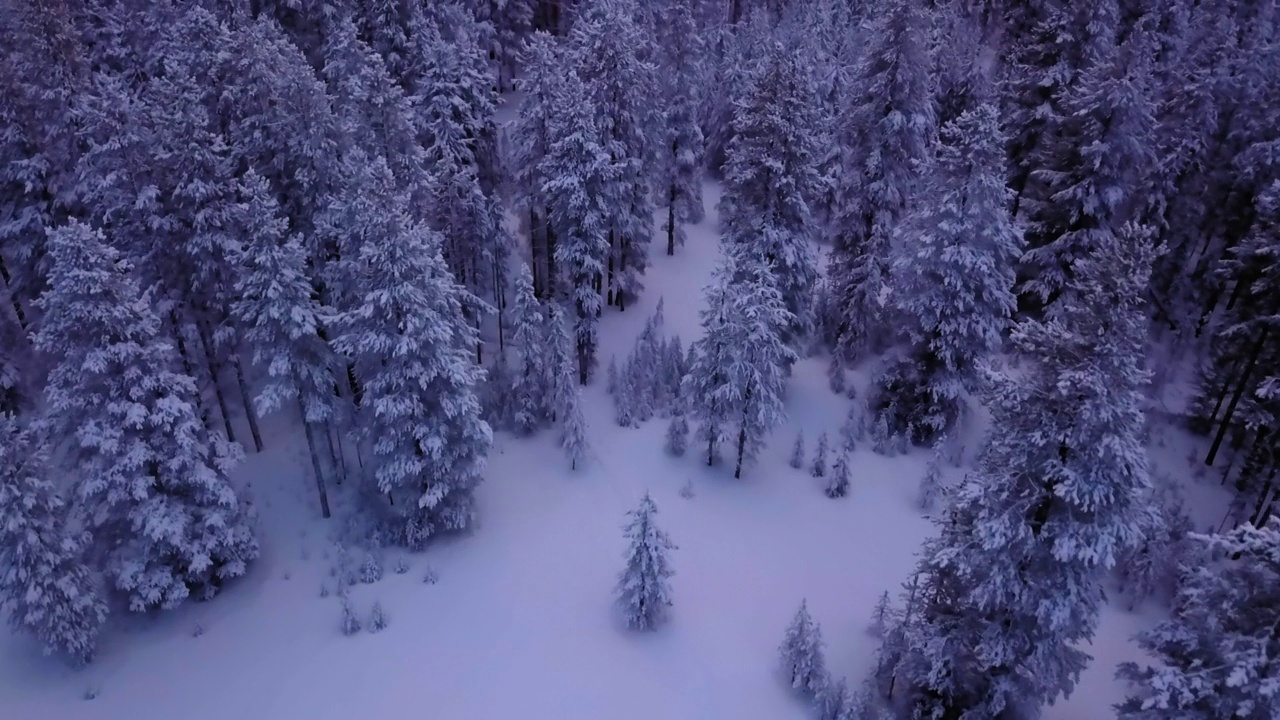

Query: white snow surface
left=0, top=181, right=1227, bottom=720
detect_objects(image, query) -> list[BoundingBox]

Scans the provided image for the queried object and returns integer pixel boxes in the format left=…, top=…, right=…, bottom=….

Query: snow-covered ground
left=0, top=181, right=1228, bottom=720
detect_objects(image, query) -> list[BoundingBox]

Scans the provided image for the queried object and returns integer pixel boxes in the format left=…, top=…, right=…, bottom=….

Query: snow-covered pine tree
left=683, top=260, right=736, bottom=466
left=779, top=599, right=827, bottom=697
left=868, top=590, right=892, bottom=638
left=916, top=446, right=945, bottom=512
left=543, top=70, right=612, bottom=384
left=321, top=15, right=428, bottom=204
left=545, top=302, right=576, bottom=424
left=511, top=262, right=550, bottom=434
left=825, top=0, right=934, bottom=362
left=1117, top=524, right=1280, bottom=720
left=826, top=451, right=851, bottom=498
left=549, top=306, right=590, bottom=470
left=606, top=356, right=620, bottom=397
left=659, top=0, right=706, bottom=257
left=811, top=431, right=829, bottom=478
left=570, top=0, right=659, bottom=310
left=408, top=10, right=509, bottom=314
left=789, top=431, right=805, bottom=469
left=893, top=223, right=1156, bottom=719
left=684, top=248, right=796, bottom=477
left=0, top=415, right=106, bottom=662
left=615, top=493, right=677, bottom=631
left=327, top=165, right=491, bottom=549
left=35, top=221, right=258, bottom=612
left=1021, top=12, right=1156, bottom=312
left=666, top=408, right=690, bottom=457
left=561, top=386, right=590, bottom=471
left=881, top=100, right=1022, bottom=443
left=839, top=402, right=863, bottom=450
left=815, top=677, right=851, bottom=720
left=232, top=171, right=340, bottom=519
left=719, top=40, right=823, bottom=343
left=510, top=32, right=562, bottom=298
left=728, top=248, right=795, bottom=478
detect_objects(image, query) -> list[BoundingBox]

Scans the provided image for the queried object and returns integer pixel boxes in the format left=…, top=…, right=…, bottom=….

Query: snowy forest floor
left=0, top=180, right=1229, bottom=720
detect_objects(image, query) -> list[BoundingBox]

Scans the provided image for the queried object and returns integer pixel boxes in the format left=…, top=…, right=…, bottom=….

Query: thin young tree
left=511, top=262, right=550, bottom=434
left=779, top=599, right=827, bottom=697
left=616, top=493, right=677, bottom=631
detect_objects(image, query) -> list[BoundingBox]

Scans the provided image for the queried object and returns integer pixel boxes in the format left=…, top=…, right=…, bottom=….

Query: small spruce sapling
left=341, top=598, right=361, bottom=635
left=666, top=409, right=689, bottom=457
left=868, top=591, right=892, bottom=637
left=811, top=432, right=829, bottom=478
left=839, top=404, right=863, bottom=450
left=917, top=447, right=944, bottom=511
left=871, top=412, right=894, bottom=456
left=360, top=552, right=383, bottom=583
left=779, top=599, right=827, bottom=697
left=607, top=356, right=619, bottom=396
left=827, top=359, right=846, bottom=394
left=561, top=388, right=590, bottom=470
left=789, top=431, right=805, bottom=469
left=826, top=451, right=851, bottom=498
left=368, top=602, right=387, bottom=633
left=615, top=494, right=677, bottom=631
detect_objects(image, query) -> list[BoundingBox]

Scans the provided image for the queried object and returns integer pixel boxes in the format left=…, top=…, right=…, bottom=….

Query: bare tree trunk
left=545, top=215, right=557, bottom=299
left=198, top=321, right=238, bottom=444
left=530, top=207, right=543, bottom=298
left=493, top=257, right=507, bottom=352
left=171, top=312, right=212, bottom=430
left=302, top=413, right=332, bottom=519
left=325, top=421, right=346, bottom=485
left=667, top=180, right=677, bottom=256
left=1207, top=355, right=1242, bottom=428
left=1207, top=328, right=1268, bottom=465
left=232, top=354, right=264, bottom=452
left=0, top=255, right=28, bottom=332
left=606, top=228, right=616, bottom=307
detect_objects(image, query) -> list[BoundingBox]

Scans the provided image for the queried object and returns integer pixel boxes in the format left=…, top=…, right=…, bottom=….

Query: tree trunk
left=171, top=312, right=211, bottom=430
left=734, top=425, right=747, bottom=479
left=493, top=258, right=506, bottom=352
left=1207, top=328, right=1268, bottom=465
left=530, top=207, right=543, bottom=298
left=1207, top=355, right=1242, bottom=428
left=0, top=255, right=28, bottom=332
left=707, top=433, right=715, bottom=467
left=198, top=320, right=238, bottom=445
left=545, top=214, right=557, bottom=299
left=302, top=414, right=332, bottom=519
left=326, top=421, right=346, bottom=485
left=667, top=181, right=677, bottom=256
left=606, top=228, right=616, bottom=307
left=232, top=354, right=264, bottom=452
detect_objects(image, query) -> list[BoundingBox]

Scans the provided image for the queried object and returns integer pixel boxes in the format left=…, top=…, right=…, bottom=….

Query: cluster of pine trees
left=658, top=0, right=1277, bottom=717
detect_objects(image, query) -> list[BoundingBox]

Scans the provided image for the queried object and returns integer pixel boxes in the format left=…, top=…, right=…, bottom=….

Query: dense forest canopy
left=1, top=0, right=1277, bottom=717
